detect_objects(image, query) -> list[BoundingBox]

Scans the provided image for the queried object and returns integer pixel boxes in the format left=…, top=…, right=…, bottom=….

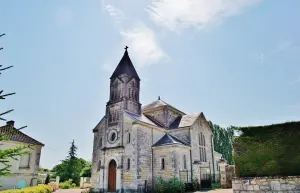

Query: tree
left=0, top=33, right=27, bottom=178
left=209, top=121, right=234, bottom=164
left=80, top=162, right=91, bottom=177
left=67, top=140, right=77, bottom=160
left=53, top=140, right=88, bottom=185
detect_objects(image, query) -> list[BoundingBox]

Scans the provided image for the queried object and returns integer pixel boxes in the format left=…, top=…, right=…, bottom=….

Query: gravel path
left=55, top=189, right=83, bottom=193
left=194, top=189, right=233, bottom=193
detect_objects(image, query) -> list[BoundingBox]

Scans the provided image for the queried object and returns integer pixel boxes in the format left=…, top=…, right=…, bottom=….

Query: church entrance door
left=108, top=160, right=117, bottom=192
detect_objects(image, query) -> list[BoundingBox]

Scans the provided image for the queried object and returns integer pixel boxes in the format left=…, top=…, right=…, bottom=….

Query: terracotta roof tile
left=0, top=125, right=44, bottom=146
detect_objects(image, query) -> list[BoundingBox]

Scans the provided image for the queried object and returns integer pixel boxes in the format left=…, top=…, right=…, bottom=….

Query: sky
left=0, top=0, right=299, bottom=169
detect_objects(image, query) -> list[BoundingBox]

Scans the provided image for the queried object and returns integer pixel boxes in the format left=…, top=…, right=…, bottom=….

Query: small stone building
left=91, top=48, right=219, bottom=193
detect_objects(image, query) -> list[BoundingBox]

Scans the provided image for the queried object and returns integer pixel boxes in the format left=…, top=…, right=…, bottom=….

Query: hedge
left=0, top=185, right=53, bottom=193
left=233, top=121, right=300, bottom=177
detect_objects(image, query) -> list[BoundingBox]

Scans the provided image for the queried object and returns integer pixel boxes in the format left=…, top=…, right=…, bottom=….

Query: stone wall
left=232, top=177, right=300, bottom=193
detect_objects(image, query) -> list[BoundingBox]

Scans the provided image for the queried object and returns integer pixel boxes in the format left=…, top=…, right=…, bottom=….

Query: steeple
left=110, top=46, right=140, bottom=80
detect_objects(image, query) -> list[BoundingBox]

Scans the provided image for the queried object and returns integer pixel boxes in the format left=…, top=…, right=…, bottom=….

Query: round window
left=108, top=130, right=118, bottom=144
left=110, top=133, right=116, bottom=141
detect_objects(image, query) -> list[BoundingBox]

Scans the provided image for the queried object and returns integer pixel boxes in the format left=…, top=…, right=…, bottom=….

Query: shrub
left=192, top=177, right=199, bottom=191
left=0, top=185, right=53, bottom=193
left=59, top=179, right=76, bottom=189
left=48, top=183, right=59, bottom=191
left=233, top=121, right=300, bottom=177
left=155, top=177, right=185, bottom=193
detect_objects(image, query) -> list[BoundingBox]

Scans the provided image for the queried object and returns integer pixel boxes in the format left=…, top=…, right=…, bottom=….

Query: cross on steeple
left=125, top=46, right=129, bottom=51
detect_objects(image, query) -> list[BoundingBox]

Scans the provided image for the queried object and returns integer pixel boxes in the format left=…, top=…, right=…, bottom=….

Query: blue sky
left=0, top=0, right=299, bottom=169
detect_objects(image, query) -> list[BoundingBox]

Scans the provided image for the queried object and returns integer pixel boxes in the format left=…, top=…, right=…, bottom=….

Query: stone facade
left=91, top=49, right=221, bottom=193
left=232, top=177, right=300, bottom=193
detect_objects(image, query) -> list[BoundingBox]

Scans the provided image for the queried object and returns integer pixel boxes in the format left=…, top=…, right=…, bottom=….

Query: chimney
left=6, top=120, right=15, bottom=127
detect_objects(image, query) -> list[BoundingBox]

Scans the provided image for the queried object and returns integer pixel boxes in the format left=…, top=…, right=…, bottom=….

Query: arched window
left=128, top=88, right=132, bottom=99
left=198, top=134, right=201, bottom=145
left=161, top=158, right=165, bottom=170
left=200, top=132, right=203, bottom=146
left=127, top=158, right=130, bottom=170
left=99, top=137, right=102, bottom=148
left=127, top=133, right=131, bottom=143
left=203, top=135, right=206, bottom=147
left=97, top=160, right=101, bottom=171
left=183, top=155, right=187, bottom=170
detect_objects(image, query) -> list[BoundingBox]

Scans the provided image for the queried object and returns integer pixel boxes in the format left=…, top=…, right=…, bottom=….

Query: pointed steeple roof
left=110, top=47, right=140, bottom=80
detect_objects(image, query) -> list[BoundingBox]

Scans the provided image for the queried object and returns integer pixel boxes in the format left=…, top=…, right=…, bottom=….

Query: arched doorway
left=108, top=160, right=117, bottom=192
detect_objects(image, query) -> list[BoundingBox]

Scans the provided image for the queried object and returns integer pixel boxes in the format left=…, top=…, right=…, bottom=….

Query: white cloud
left=54, top=6, right=73, bottom=26
left=146, top=0, right=262, bottom=32
left=104, top=4, right=127, bottom=24
left=103, top=4, right=168, bottom=68
left=120, top=23, right=168, bottom=67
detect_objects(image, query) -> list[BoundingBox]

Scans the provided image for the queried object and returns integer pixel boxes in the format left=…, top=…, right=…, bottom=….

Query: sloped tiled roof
left=110, top=50, right=140, bottom=80
left=168, top=113, right=200, bottom=129
left=0, top=125, right=44, bottom=146
left=178, top=114, right=200, bottom=128
left=124, top=110, right=158, bottom=127
left=152, top=133, right=190, bottom=147
left=142, top=99, right=185, bottom=115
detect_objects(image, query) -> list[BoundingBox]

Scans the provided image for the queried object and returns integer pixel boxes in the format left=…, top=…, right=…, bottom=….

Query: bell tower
left=105, top=47, right=141, bottom=146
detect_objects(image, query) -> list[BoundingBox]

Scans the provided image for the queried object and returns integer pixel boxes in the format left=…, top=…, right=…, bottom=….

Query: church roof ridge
left=110, top=47, right=140, bottom=80
left=142, top=99, right=186, bottom=115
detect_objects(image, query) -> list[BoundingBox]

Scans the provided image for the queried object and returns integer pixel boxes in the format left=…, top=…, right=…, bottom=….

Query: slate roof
left=0, top=124, right=44, bottom=146
left=110, top=50, right=140, bottom=80
left=152, top=133, right=190, bottom=147
left=142, top=99, right=185, bottom=115
left=124, top=110, right=158, bottom=127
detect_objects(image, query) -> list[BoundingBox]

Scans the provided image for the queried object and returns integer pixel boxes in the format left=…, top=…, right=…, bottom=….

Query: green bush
left=233, top=121, right=300, bottom=177
left=0, top=185, right=53, bottom=193
left=59, top=179, right=76, bottom=189
left=155, top=177, right=185, bottom=193
left=192, top=177, right=199, bottom=191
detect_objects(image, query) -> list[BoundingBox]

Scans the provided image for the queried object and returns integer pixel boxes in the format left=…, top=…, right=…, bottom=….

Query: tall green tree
left=53, top=140, right=88, bottom=185
left=0, top=33, right=27, bottom=178
left=209, top=121, right=234, bottom=164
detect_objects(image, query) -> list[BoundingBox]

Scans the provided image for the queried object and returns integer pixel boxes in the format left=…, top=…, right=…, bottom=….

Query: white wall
left=0, top=140, right=42, bottom=190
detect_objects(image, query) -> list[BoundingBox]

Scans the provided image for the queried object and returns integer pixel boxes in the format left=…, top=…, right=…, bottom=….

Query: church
left=91, top=48, right=220, bottom=193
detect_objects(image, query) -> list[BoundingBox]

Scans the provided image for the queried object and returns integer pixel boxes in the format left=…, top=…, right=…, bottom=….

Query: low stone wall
left=232, top=177, right=300, bottom=193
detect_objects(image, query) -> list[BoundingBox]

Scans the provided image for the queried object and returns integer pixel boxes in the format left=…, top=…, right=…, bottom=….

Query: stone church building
left=91, top=48, right=220, bottom=193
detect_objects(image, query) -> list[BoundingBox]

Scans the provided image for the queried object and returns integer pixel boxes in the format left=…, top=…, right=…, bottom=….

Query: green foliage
left=53, top=140, right=90, bottom=185
left=59, top=179, right=76, bottom=189
left=208, top=121, right=234, bottom=164
left=0, top=33, right=27, bottom=178
left=0, top=185, right=53, bottom=193
left=233, top=121, right=300, bottom=177
left=192, top=177, right=199, bottom=191
left=155, top=177, right=185, bottom=193
left=80, top=162, right=92, bottom=177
